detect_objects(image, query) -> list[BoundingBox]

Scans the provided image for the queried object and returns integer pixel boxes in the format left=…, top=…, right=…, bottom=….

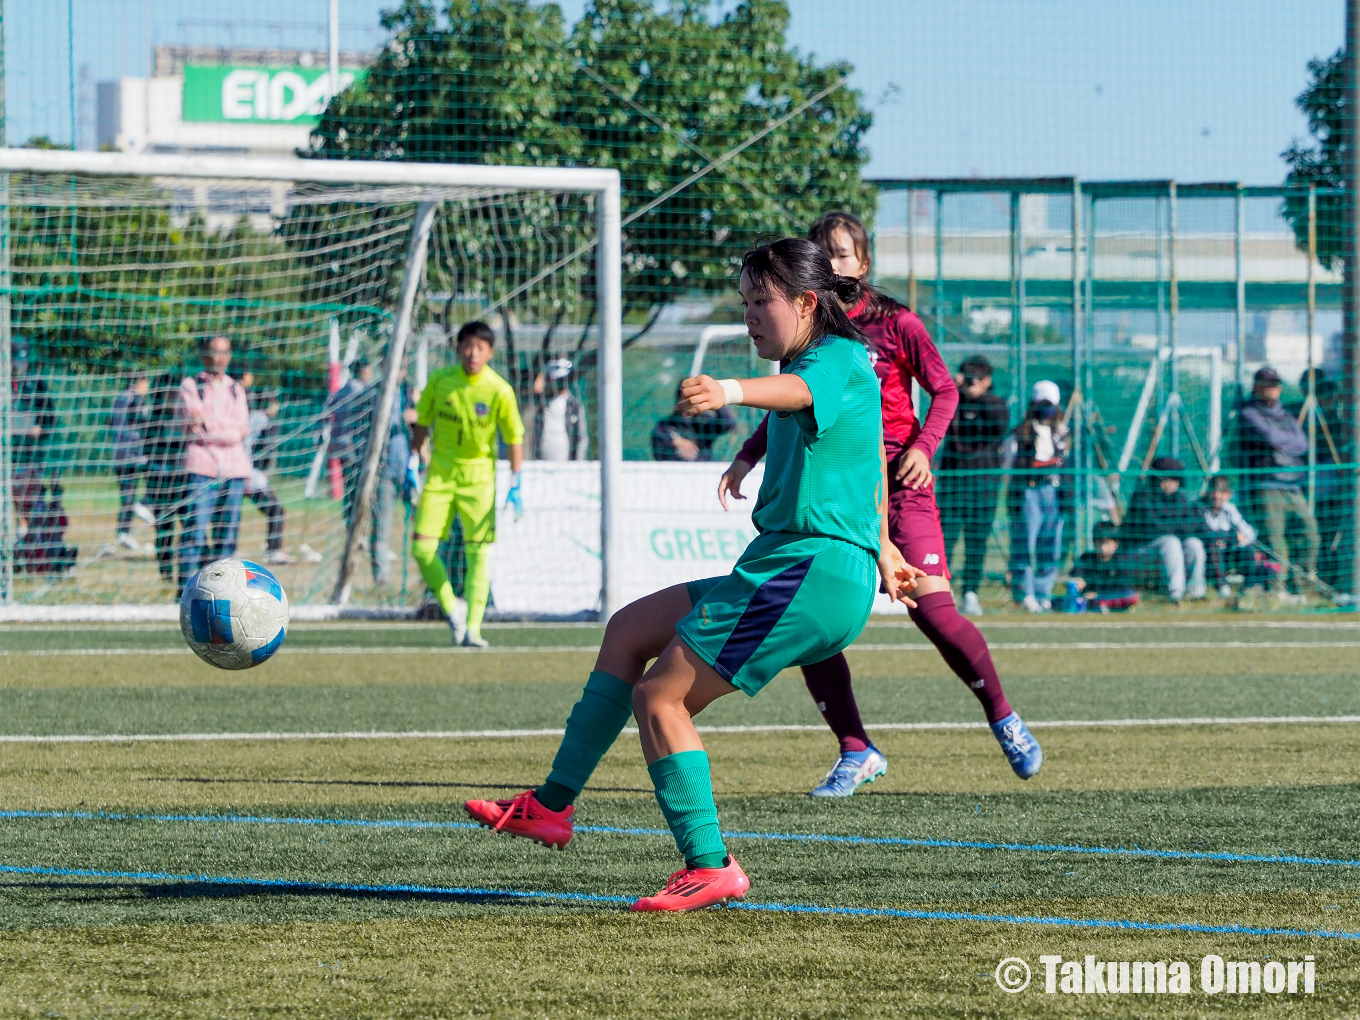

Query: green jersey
left=751, top=335, right=883, bottom=555
left=415, top=365, right=525, bottom=478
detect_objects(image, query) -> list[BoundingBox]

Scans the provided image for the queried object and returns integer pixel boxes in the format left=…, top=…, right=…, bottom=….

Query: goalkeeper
left=409, top=320, right=524, bottom=647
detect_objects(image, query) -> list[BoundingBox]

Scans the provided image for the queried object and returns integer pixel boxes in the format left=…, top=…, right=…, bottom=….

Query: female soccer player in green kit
left=466, top=239, right=921, bottom=911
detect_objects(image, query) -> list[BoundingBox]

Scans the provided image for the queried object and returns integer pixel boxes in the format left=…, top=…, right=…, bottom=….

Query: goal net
left=0, top=150, right=622, bottom=620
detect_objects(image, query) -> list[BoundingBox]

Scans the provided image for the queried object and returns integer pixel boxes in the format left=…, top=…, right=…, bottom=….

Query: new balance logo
left=923, top=554, right=940, bottom=565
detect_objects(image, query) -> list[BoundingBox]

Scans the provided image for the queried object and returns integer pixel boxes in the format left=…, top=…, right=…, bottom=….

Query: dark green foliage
left=1282, top=48, right=1346, bottom=268
left=6, top=173, right=393, bottom=384
left=307, top=0, right=876, bottom=316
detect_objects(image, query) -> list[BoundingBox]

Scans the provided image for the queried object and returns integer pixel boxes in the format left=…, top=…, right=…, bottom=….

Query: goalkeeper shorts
left=413, top=460, right=497, bottom=545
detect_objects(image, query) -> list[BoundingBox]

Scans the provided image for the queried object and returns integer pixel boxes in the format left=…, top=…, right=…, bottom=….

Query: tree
left=1282, top=48, right=1346, bottom=267
left=306, top=0, right=875, bottom=319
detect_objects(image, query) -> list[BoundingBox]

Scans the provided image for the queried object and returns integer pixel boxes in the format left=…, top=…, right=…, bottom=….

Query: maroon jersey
left=736, top=297, right=958, bottom=467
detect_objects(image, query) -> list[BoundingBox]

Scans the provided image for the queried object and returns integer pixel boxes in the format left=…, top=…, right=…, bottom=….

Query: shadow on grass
left=0, top=878, right=555, bottom=907
left=144, top=777, right=654, bottom=794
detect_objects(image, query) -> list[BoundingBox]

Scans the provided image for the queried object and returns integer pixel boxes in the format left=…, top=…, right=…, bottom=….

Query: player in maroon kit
left=718, top=211, right=1042, bottom=795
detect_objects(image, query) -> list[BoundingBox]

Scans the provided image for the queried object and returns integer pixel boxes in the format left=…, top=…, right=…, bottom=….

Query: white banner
left=490, top=462, right=907, bottom=619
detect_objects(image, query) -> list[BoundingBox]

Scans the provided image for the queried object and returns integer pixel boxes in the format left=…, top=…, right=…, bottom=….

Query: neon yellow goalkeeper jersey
left=415, top=364, right=525, bottom=477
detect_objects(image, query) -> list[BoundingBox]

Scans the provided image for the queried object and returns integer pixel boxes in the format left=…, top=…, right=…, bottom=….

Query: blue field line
left=1, top=861, right=1356, bottom=940
left=4, top=808, right=1359, bottom=870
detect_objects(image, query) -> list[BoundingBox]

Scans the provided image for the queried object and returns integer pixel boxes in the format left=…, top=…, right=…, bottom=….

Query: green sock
left=536, top=671, right=633, bottom=811
left=648, top=749, right=728, bottom=870
left=412, top=537, right=456, bottom=617
left=464, top=542, right=491, bottom=637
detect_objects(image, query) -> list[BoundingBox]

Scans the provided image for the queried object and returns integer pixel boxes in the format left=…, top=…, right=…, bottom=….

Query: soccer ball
left=179, top=558, right=289, bottom=670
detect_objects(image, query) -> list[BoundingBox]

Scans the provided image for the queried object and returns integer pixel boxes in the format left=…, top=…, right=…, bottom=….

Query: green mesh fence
left=0, top=0, right=1353, bottom=613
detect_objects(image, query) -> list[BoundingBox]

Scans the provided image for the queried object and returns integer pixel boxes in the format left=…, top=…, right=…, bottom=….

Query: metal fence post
left=1071, top=178, right=1085, bottom=552
left=1307, top=184, right=1318, bottom=511
left=934, top=189, right=944, bottom=343
left=0, top=0, right=11, bottom=606
left=1350, top=0, right=1360, bottom=601
left=906, top=189, right=917, bottom=311
left=1168, top=181, right=1179, bottom=458
left=1235, top=185, right=1247, bottom=399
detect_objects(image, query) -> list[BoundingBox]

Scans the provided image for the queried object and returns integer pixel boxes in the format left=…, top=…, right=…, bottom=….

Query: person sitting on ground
left=1201, top=474, right=1267, bottom=597
left=1121, top=456, right=1206, bottom=604
left=1069, top=520, right=1139, bottom=612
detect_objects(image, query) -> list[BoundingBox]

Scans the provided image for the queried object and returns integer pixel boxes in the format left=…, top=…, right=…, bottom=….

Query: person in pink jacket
left=178, top=334, right=251, bottom=584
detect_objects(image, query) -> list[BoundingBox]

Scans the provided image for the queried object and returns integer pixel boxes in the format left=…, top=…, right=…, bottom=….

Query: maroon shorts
left=888, top=483, right=951, bottom=578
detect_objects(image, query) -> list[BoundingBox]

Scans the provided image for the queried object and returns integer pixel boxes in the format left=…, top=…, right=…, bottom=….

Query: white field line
left=6, top=618, right=1360, bottom=632
left=4, top=640, right=1360, bottom=658
left=4, top=716, right=1360, bottom=744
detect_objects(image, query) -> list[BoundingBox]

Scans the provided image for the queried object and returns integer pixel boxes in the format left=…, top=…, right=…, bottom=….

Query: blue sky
left=7, top=0, right=1343, bottom=185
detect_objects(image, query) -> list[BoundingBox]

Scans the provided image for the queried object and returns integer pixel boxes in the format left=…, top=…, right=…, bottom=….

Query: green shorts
left=675, top=531, right=877, bottom=697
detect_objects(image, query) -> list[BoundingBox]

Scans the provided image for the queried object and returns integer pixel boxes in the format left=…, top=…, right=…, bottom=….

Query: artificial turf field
left=2, top=617, right=1360, bottom=1017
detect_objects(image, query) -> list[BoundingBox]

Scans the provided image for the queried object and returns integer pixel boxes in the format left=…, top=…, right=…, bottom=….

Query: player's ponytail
left=739, top=238, right=869, bottom=346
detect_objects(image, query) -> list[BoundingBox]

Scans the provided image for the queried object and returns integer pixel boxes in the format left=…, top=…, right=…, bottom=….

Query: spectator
left=111, top=371, right=151, bottom=550
left=143, top=374, right=187, bottom=584
left=1122, top=456, right=1207, bottom=603
left=1301, top=371, right=1348, bottom=589
left=530, top=358, right=588, bottom=461
left=244, top=386, right=293, bottom=566
left=1004, top=380, right=1068, bottom=612
left=328, top=357, right=376, bottom=524
left=10, top=340, right=73, bottom=573
left=937, top=354, right=1009, bottom=616
left=370, top=366, right=417, bottom=585
left=1069, top=520, right=1139, bottom=611
left=179, top=334, right=251, bottom=583
left=1201, top=474, right=1268, bottom=597
left=651, top=384, right=736, bottom=461
left=10, top=339, right=56, bottom=535
left=1234, top=365, right=1319, bottom=599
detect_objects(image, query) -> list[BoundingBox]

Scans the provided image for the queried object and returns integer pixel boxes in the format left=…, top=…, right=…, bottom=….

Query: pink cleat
left=631, top=856, right=750, bottom=912
left=464, top=790, right=574, bottom=850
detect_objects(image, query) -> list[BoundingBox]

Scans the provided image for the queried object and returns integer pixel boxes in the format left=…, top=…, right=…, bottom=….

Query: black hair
left=739, top=238, right=869, bottom=346
left=197, top=334, right=230, bottom=352
left=349, top=357, right=369, bottom=374
left=959, top=354, right=993, bottom=379
left=1092, top=520, right=1119, bottom=543
left=806, top=210, right=902, bottom=318
left=1208, top=474, right=1234, bottom=493
left=456, top=320, right=496, bottom=346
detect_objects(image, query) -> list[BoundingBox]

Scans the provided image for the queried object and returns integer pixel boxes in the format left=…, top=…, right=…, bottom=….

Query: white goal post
left=0, top=149, right=624, bottom=620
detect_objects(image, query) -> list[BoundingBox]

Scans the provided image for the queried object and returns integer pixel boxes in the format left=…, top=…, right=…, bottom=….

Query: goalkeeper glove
left=504, top=471, right=524, bottom=520
left=403, top=453, right=422, bottom=504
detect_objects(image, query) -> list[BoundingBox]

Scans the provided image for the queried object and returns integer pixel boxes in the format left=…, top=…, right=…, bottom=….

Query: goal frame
left=0, top=149, right=625, bottom=620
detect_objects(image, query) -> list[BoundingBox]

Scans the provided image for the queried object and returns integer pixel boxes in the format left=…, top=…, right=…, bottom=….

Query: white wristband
left=718, top=378, right=745, bottom=407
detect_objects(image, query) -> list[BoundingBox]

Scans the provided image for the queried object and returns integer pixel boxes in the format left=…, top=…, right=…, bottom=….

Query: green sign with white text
left=182, top=64, right=366, bottom=124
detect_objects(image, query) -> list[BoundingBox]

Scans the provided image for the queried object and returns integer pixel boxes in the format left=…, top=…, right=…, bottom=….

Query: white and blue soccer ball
left=179, top=557, right=289, bottom=670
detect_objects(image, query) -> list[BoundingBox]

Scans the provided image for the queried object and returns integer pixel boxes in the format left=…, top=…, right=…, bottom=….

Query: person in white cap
left=1003, top=380, right=1068, bottom=612
left=530, top=357, right=588, bottom=462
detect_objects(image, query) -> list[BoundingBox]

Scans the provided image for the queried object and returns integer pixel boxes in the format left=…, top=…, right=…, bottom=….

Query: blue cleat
left=809, top=744, right=888, bottom=798
left=990, top=712, right=1042, bottom=779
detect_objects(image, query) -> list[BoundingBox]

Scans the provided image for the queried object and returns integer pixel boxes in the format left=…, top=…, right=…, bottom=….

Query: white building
left=98, top=45, right=371, bottom=157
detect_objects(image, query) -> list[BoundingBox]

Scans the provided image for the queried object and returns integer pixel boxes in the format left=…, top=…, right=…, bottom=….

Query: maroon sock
left=909, top=590, right=1012, bottom=723
left=801, top=653, right=870, bottom=753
